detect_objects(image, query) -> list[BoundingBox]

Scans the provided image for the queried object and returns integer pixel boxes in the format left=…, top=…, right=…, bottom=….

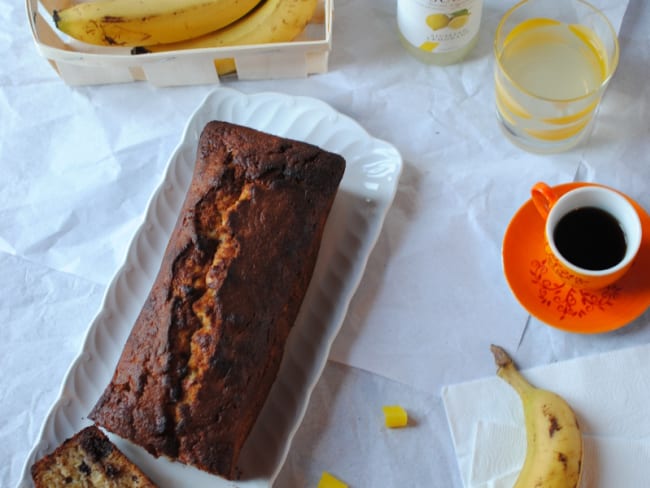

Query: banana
left=490, top=345, right=583, bottom=488
left=53, top=0, right=261, bottom=47
left=134, top=0, right=318, bottom=75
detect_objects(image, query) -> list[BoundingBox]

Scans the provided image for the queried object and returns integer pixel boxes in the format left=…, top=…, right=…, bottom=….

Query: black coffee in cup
left=553, top=206, right=626, bottom=270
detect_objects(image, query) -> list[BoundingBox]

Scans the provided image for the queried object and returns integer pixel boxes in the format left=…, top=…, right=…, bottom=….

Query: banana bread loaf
left=31, top=425, right=157, bottom=487
left=89, top=121, right=345, bottom=480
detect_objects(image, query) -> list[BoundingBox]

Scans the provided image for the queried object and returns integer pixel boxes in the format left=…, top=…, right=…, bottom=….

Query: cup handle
left=531, top=182, right=558, bottom=219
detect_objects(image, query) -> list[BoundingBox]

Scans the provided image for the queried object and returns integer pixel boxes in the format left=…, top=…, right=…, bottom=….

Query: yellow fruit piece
left=136, top=0, right=318, bottom=76
left=426, top=13, right=450, bottom=31
left=419, top=41, right=439, bottom=52
left=52, top=0, right=260, bottom=47
left=448, top=14, right=469, bottom=29
left=382, top=405, right=408, bottom=428
left=491, top=345, right=583, bottom=488
left=318, top=471, right=348, bottom=488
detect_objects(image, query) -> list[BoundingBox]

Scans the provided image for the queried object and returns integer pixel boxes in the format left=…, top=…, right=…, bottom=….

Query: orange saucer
left=503, top=183, right=650, bottom=333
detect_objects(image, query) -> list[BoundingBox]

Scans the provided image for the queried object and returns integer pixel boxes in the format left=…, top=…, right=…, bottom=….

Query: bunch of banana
left=52, top=0, right=262, bottom=46
left=134, top=0, right=319, bottom=75
left=490, top=345, right=583, bottom=488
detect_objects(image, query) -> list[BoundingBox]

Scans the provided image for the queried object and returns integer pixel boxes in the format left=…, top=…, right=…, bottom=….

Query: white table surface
left=2, top=0, right=650, bottom=487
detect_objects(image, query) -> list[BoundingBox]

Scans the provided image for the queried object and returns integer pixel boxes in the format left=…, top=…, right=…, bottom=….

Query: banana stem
left=490, top=344, right=534, bottom=397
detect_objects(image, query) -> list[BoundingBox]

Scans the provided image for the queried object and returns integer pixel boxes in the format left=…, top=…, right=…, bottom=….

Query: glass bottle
left=397, top=0, right=483, bottom=65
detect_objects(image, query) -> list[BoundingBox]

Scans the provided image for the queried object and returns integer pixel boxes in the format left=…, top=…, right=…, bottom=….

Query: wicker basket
left=26, top=0, right=332, bottom=86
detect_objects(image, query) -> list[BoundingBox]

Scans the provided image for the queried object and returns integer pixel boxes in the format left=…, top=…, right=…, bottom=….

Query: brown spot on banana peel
left=543, top=405, right=561, bottom=437
left=101, top=16, right=128, bottom=23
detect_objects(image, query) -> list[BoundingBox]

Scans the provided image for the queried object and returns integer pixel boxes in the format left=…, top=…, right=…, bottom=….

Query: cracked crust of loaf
left=31, top=426, right=157, bottom=487
left=89, top=121, right=345, bottom=480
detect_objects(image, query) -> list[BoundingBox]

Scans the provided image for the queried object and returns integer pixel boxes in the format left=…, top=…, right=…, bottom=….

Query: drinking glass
left=494, top=0, right=619, bottom=153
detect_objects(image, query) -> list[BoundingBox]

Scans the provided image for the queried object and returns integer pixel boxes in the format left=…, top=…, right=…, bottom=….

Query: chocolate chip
left=79, top=427, right=113, bottom=462
left=78, top=461, right=91, bottom=476
left=105, top=463, right=120, bottom=478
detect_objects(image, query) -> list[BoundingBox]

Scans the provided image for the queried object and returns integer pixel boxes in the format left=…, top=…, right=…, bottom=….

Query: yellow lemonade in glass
left=494, top=1, right=618, bottom=153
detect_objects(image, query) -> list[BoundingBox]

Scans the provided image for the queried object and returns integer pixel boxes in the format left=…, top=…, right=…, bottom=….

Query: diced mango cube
left=318, top=471, right=348, bottom=488
left=382, top=405, right=408, bottom=428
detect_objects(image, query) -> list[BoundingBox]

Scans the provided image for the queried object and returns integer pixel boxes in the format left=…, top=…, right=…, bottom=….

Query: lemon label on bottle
left=398, top=0, right=482, bottom=54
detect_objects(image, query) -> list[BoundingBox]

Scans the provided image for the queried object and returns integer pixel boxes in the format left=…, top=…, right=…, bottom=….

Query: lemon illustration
left=419, top=41, right=439, bottom=52
left=448, top=13, right=469, bottom=29
left=426, top=13, right=450, bottom=31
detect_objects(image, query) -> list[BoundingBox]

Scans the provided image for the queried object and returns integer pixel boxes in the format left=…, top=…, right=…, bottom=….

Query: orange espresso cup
left=531, top=182, right=642, bottom=289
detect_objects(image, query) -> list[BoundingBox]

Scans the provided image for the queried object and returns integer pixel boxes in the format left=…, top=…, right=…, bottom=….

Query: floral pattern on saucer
left=530, top=258, right=622, bottom=321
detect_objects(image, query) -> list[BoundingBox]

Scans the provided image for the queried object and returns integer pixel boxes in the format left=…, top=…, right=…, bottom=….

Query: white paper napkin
left=442, top=343, right=650, bottom=487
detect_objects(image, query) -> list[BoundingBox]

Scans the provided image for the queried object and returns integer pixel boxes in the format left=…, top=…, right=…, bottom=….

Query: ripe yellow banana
left=491, top=345, right=583, bottom=488
left=53, top=0, right=261, bottom=47
left=135, top=0, right=318, bottom=75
